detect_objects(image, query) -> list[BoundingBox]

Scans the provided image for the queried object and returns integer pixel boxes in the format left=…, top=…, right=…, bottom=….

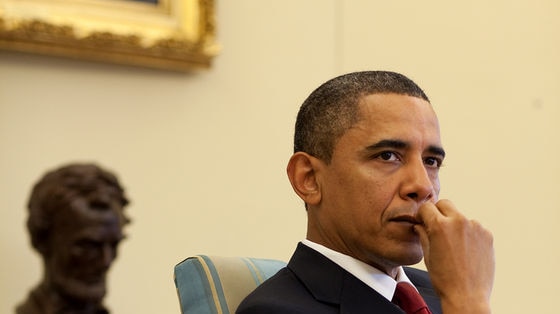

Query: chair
left=173, top=255, right=287, bottom=314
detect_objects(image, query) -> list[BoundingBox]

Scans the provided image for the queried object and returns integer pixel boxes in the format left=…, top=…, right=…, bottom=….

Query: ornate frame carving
left=0, top=0, right=218, bottom=71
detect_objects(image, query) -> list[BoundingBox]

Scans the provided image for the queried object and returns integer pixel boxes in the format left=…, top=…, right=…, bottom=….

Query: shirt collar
left=302, top=239, right=414, bottom=300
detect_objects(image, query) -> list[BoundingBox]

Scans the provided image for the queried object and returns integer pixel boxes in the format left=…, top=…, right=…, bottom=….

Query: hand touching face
left=415, top=200, right=494, bottom=314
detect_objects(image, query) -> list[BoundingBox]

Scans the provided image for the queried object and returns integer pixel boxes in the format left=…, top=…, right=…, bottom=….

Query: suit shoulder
left=236, top=267, right=331, bottom=314
left=404, top=267, right=431, bottom=284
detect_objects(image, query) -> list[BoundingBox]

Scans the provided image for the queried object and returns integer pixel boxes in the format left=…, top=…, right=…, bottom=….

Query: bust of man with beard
left=16, top=163, right=131, bottom=314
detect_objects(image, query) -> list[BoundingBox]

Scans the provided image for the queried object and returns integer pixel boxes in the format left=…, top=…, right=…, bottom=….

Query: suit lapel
left=287, top=242, right=344, bottom=303
left=419, top=290, right=442, bottom=314
left=288, top=243, right=404, bottom=314
left=339, top=274, right=404, bottom=314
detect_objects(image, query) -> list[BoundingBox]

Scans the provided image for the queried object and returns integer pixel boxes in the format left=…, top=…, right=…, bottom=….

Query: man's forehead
left=343, top=95, right=443, bottom=152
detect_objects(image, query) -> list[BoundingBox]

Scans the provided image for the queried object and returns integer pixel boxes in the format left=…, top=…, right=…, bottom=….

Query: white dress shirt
left=302, top=239, right=416, bottom=301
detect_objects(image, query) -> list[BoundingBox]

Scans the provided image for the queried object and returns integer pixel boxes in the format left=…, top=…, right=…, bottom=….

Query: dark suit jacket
left=237, top=243, right=442, bottom=314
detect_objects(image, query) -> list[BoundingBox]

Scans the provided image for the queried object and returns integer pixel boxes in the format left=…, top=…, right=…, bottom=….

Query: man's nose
left=400, top=160, right=435, bottom=203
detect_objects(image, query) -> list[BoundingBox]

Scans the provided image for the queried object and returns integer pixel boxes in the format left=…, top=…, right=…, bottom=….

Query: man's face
left=310, top=93, right=444, bottom=275
left=45, top=192, right=126, bottom=302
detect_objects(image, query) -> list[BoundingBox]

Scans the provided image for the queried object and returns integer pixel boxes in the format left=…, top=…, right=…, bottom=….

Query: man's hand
left=415, top=199, right=495, bottom=314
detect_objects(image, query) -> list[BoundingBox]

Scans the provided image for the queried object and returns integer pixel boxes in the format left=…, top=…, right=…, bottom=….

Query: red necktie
left=392, top=282, right=432, bottom=314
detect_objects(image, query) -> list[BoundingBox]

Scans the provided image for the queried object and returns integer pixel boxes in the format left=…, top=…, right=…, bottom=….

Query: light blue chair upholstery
left=174, top=255, right=287, bottom=314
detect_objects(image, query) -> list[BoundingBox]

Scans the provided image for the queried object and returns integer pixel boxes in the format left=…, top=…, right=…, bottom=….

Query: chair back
left=174, top=255, right=286, bottom=314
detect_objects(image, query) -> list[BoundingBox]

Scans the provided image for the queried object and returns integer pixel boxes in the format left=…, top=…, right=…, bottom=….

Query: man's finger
left=416, top=201, right=441, bottom=227
left=413, top=223, right=430, bottom=262
left=433, top=199, right=463, bottom=218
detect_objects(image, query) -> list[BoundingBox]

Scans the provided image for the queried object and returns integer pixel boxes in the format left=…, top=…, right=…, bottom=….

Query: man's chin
left=401, top=254, right=424, bottom=266
left=394, top=242, right=424, bottom=266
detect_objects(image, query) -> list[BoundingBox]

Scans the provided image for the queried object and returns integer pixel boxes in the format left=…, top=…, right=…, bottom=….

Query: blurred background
left=1, top=1, right=559, bottom=313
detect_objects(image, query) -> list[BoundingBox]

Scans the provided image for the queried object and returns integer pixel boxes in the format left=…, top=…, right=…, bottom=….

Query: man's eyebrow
left=365, top=139, right=446, bottom=158
left=427, top=145, right=446, bottom=158
left=366, top=139, right=408, bottom=151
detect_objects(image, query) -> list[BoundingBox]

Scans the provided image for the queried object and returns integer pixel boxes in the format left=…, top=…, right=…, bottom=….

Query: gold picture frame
left=0, top=0, right=218, bottom=71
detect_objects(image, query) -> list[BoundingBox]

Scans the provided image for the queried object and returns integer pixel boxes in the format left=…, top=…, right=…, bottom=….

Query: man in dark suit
left=237, top=71, right=494, bottom=314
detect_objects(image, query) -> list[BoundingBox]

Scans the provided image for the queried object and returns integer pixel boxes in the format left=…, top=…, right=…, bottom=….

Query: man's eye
left=377, top=152, right=399, bottom=161
left=424, top=157, right=442, bottom=168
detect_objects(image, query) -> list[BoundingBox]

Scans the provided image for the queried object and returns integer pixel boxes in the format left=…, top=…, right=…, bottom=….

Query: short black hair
left=294, top=71, right=429, bottom=163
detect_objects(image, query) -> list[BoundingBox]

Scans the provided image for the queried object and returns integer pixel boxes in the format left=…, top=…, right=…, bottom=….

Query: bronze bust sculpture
left=16, top=163, right=131, bottom=314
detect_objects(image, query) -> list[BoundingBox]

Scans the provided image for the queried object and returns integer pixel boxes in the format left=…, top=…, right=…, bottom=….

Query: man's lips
left=390, top=215, right=422, bottom=225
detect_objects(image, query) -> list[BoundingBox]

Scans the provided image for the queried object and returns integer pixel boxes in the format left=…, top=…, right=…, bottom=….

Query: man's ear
left=286, top=152, right=322, bottom=206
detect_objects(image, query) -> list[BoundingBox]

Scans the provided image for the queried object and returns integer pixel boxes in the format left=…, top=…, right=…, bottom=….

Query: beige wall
left=1, top=1, right=559, bottom=313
